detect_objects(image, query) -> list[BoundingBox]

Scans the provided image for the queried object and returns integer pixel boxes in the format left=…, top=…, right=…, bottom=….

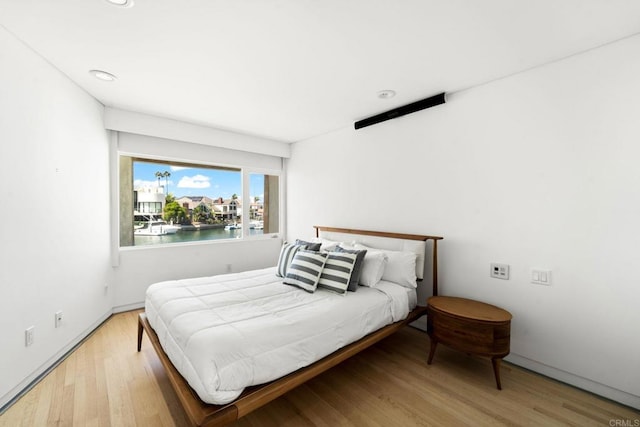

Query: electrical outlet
left=532, top=269, right=552, bottom=285
left=226, top=264, right=232, bottom=273
left=490, top=263, right=510, bottom=280
left=104, top=283, right=109, bottom=295
left=25, top=327, right=34, bottom=347
left=55, top=311, right=63, bottom=328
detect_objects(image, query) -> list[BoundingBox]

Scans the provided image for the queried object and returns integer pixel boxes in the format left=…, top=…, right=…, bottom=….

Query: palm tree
left=155, top=170, right=171, bottom=194
left=162, top=171, right=171, bottom=195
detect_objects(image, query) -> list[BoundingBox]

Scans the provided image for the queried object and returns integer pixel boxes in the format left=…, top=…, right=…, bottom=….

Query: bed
left=137, top=226, right=443, bottom=426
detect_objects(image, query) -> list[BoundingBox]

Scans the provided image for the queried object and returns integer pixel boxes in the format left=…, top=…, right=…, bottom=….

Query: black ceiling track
left=354, top=92, right=446, bottom=130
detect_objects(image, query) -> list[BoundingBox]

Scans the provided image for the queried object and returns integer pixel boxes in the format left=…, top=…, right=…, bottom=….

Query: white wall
left=0, top=27, right=113, bottom=407
left=286, top=35, right=640, bottom=408
left=114, top=239, right=281, bottom=310
left=105, top=108, right=291, bottom=159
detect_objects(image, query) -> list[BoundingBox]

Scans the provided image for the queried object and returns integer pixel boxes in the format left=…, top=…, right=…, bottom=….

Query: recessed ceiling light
left=105, top=0, right=134, bottom=8
left=89, top=69, right=117, bottom=82
left=377, top=90, right=396, bottom=99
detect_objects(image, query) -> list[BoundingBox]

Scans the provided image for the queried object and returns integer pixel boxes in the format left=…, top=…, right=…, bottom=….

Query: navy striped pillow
left=283, top=250, right=328, bottom=292
left=318, top=252, right=358, bottom=295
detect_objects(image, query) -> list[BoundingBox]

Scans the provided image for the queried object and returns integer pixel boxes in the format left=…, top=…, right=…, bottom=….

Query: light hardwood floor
left=1, top=310, right=638, bottom=426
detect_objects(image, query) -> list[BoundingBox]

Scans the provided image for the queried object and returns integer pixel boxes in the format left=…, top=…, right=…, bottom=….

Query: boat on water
left=134, top=220, right=180, bottom=236
left=224, top=222, right=257, bottom=231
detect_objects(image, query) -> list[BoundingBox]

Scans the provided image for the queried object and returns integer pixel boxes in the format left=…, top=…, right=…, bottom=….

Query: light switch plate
left=532, top=269, right=551, bottom=285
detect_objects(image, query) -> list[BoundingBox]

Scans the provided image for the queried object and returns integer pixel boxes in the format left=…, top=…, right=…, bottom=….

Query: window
left=119, top=156, right=279, bottom=247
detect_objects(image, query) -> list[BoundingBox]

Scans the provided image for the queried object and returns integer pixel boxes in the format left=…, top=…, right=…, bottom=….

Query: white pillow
left=311, top=237, right=342, bottom=252
left=339, top=242, right=358, bottom=250
left=354, top=244, right=417, bottom=289
left=358, top=252, right=388, bottom=287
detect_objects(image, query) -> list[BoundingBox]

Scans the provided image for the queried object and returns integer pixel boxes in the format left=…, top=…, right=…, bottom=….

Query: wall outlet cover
left=25, top=327, right=34, bottom=347
left=490, top=263, right=510, bottom=280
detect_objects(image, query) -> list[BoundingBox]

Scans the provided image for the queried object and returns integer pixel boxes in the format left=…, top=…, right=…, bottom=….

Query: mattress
left=145, top=266, right=416, bottom=404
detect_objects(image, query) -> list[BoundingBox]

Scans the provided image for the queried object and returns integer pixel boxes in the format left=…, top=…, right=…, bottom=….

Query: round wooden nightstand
left=426, top=296, right=512, bottom=389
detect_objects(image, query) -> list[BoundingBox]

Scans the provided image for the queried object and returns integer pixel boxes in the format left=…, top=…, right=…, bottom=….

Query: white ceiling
left=1, top=1, right=640, bottom=143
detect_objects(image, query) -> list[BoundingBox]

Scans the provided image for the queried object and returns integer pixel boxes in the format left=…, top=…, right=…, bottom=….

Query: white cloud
left=134, top=179, right=174, bottom=190
left=170, top=166, right=191, bottom=172
left=177, top=174, right=211, bottom=189
left=134, top=179, right=159, bottom=188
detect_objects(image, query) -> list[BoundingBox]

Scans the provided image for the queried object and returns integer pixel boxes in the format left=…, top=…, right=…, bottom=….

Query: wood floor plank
left=309, top=372, right=394, bottom=426
left=1, top=309, right=638, bottom=426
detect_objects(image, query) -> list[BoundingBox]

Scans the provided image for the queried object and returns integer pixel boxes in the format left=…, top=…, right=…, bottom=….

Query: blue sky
left=133, top=161, right=264, bottom=200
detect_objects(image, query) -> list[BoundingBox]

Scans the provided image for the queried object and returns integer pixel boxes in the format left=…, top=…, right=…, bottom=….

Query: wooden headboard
left=314, top=226, right=443, bottom=296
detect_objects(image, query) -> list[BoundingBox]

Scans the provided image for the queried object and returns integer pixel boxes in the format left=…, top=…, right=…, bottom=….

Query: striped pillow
left=276, top=243, right=304, bottom=277
left=318, top=252, right=358, bottom=295
left=334, top=246, right=367, bottom=292
left=283, top=250, right=328, bottom=292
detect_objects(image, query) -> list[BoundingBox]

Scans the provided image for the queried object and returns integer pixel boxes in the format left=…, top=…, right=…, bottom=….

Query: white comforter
left=145, top=266, right=412, bottom=404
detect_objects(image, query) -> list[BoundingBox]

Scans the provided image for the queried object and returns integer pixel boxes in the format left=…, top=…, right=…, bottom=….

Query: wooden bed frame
left=137, top=226, right=443, bottom=427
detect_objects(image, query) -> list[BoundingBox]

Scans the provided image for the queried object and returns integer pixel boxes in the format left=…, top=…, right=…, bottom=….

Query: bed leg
left=137, top=314, right=144, bottom=352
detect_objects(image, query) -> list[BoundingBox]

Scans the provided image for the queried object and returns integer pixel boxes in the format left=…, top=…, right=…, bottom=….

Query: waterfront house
left=211, top=197, right=241, bottom=221
left=134, top=186, right=165, bottom=220
left=175, top=195, right=216, bottom=217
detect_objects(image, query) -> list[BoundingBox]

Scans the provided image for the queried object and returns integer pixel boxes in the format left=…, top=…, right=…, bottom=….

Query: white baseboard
left=113, top=301, right=144, bottom=314
left=0, top=308, right=113, bottom=412
left=506, top=353, right=640, bottom=410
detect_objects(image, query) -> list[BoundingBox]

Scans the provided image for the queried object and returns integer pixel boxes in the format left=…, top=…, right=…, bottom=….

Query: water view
left=134, top=226, right=264, bottom=246
left=123, top=159, right=278, bottom=248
